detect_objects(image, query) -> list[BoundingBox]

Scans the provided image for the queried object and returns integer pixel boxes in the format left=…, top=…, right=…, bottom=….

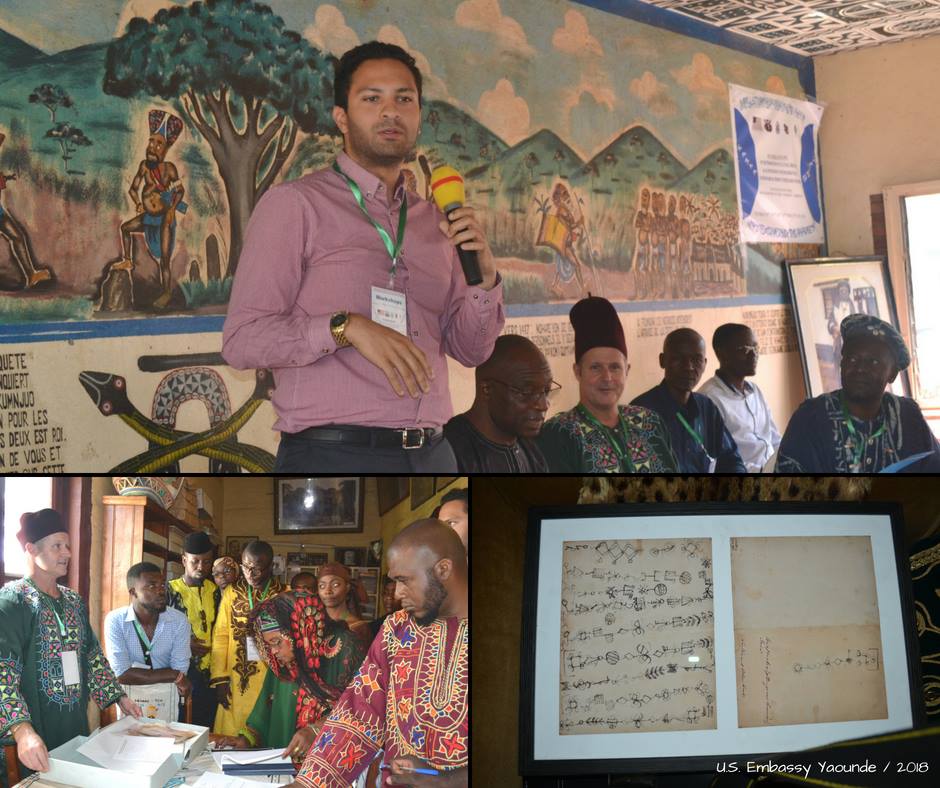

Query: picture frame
left=367, top=539, right=383, bottom=567
left=274, top=477, right=364, bottom=534
left=225, top=535, right=257, bottom=558
left=435, top=476, right=459, bottom=493
left=785, top=256, right=911, bottom=399
left=410, top=477, right=435, bottom=510
left=377, top=477, right=410, bottom=515
left=286, top=551, right=328, bottom=569
left=334, top=546, right=367, bottom=567
left=520, top=502, right=923, bottom=776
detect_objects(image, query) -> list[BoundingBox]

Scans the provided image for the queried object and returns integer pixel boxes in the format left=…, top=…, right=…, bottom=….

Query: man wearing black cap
left=167, top=531, right=219, bottom=727
left=0, top=509, right=142, bottom=773
left=778, top=313, right=940, bottom=472
left=537, top=296, right=678, bottom=472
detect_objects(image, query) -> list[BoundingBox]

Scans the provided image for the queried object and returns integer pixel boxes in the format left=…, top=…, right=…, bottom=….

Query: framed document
left=274, top=477, right=364, bottom=533
left=520, top=503, right=923, bottom=775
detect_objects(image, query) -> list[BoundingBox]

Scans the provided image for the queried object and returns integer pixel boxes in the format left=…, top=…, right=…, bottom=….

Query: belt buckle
left=401, top=428, right=426, bottom=450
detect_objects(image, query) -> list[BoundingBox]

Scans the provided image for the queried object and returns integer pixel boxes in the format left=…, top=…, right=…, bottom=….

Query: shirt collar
left=715, top=371, right=753, bottom=397
left=335, top=151, right=406, bottom=201
left=654, top=380, right=700, bottom=418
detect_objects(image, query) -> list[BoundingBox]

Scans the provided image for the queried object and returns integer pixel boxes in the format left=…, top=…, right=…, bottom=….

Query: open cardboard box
left=44, top=717, right=209, bottom=788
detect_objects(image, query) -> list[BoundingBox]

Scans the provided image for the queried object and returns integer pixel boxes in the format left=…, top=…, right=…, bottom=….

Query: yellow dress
left=210, top=576, right=286, bottom=734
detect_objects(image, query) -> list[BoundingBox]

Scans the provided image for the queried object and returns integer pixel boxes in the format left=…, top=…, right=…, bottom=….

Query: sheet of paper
left=731, top=536, right=888, bottom=727
left=76, top=732, right=169, bottom=774
left=193, top=771, right=273, bottom=788
left=558, top=537, right=716, bottom=735
left=212, top=749, right=292, bottom=768
left=113, top=734, right=177, bottom=762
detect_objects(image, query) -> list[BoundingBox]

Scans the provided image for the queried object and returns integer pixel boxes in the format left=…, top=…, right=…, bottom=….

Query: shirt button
left=473, top=294, right=479, bottom=300
left=322, top=348, right=329, bottom=354
left=413, top=331, right=419, bottom=337
left=866, top=458, right=872, bottom=465
left=484, top=299, right=489, bottom=304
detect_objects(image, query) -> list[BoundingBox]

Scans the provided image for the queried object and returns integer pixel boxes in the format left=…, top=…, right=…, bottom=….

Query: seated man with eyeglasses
left=777, top=313, right=940, bottom=473
left=698, top=323, right=780, bottom=472
left=443, top=334, right=552, bottom=472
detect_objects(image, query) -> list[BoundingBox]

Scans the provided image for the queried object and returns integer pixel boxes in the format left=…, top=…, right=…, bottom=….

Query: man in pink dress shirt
left=222, top=41, right=504, bottom=471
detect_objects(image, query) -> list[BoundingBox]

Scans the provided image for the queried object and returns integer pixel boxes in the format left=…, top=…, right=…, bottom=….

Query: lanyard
left=247, top=579, right=271, bottom=610
left=675, top=411, right=708, bottom=454
left=840, top=395, right=886, bottom=471
left=332, top=161, right=407, bottom=277
left=577, top=405, right=636, bottom=472
left=132, top=618, right=154, bottom=665
left=27, top=578, right=67, bottom=638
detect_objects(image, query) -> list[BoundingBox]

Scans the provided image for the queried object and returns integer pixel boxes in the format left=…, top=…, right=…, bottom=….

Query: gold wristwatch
left=330, top=311, right=350, bottom=347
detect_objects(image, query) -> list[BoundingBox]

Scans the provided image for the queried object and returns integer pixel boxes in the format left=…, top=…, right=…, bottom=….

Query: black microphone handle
left=456, top=244, right=483, bottom=286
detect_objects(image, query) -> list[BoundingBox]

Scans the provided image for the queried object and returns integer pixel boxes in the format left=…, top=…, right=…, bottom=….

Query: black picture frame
left=377, top=477, right=410, bottom=515
left=784, top=255, right=911, bottom=398
left=410, top=477, right=435, bottom=510
left=225, top=535, right=257, bottom=558
left=274, top=477, right=364, bottom=534
left=334, top=546, right=367, bottom=567
left=520, top=502, right=924, bottom=776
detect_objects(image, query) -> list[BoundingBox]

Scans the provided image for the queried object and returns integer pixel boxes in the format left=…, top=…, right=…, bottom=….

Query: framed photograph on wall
left=334, top=546, right=367, bottom=567
left=377, top=477, right=410, bottom=515
left=785, top=256, right=910, bottom=398
left=286, top=552, right=328, bottom=569
left=274, top=477, right=364, bottom=534
left=520, top=503, right=923, bottom=775
left=410, top=477, right=435, bottom=510
left=226, top=535, right=257, bottom=558
left=435, top=477, right=459, bottom=493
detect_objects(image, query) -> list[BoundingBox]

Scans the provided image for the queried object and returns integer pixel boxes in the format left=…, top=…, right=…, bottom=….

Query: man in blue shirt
left=104, top=562, right=192, bottom=716
left=632, top=327, right=745, bottom=472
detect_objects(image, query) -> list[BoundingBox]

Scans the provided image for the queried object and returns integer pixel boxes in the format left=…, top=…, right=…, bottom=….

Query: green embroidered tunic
left=0, top=579, right=124, bottom=751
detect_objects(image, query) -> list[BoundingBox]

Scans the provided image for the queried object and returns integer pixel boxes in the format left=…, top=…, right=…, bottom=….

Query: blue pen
left=379, top=764, right=440, bottom=776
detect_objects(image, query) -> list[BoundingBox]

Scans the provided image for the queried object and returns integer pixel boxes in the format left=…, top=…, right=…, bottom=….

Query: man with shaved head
left=294, top=520, right=467, bottom=787
left=632, top=327, right=745, bottom=472
left=444, top=334, right=553, bottom=472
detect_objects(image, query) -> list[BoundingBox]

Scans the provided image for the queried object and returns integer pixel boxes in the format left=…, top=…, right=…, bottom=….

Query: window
left=2, top=476, right=54, bottom=578
left=883, top=180, right=940, bottom=431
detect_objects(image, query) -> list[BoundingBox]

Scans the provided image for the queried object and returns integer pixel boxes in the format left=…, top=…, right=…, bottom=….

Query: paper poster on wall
left=729, top=85, right=825, bottom=245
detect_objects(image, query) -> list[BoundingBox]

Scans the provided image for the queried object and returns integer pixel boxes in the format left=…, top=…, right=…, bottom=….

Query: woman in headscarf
left=316, top=562, right=373, bottom=648
left=214, top=591, right=365, bottom=760
left=212, top=556, right=238, bottom=595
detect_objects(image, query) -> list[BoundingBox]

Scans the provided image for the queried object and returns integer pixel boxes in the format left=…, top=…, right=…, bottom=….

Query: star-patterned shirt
left=296, top=610, right=468, bottom=787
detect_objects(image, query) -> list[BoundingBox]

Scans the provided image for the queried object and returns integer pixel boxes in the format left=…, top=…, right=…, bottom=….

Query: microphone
left=430, top=165, right=483, bottom=286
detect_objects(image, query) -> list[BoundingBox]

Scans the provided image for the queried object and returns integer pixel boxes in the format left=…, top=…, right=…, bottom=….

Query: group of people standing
left=447, top=294, right=940, bottom=473
left=0, top=495, right=469, bottom=787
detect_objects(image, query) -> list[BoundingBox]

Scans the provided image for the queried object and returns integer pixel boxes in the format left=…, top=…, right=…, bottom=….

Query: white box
left=45, top=714, right=211, bottom=788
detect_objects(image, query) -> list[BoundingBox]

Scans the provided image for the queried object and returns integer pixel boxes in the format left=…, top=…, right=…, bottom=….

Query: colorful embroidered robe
left=209, top=576, right=286, bottom=735
left=296, top=610, right=468, bottom=787
left=0, top=579, right=124, bottom=750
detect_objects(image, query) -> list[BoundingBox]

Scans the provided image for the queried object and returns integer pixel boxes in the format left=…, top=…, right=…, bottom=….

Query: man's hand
left=385, top=755, right=442, bottom=787
left=215, top=680, right=232, bottom=709
left=438, top=206, right=497, bottom=291
left=281, top=725, right=317, bottom=761
left=175, top=673, right=192, bottom=699
left=118, top=695, right=143, bottom=718
left=191, top=637, right=211, bottom=658
left=344, top=314, right=434, bottom=398
left=13, top=723, right=49, bottom=773
left=212, top=734, right=250, bottom=749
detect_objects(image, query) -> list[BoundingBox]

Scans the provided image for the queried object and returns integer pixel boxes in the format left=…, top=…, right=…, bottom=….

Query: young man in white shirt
left=698, top=323, right=781, bottom=472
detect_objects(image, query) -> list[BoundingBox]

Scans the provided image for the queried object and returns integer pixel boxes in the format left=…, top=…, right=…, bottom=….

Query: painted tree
left=29, top=84, right=75, bottom=123
left=45, top=122, right=92, bottom=172
left=103, top=0, right=334, bottom=276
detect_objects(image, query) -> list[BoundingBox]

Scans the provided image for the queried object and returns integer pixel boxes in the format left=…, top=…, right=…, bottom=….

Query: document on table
left=194, top=772, right=275, bottom=788
left=212, top=749, right=292, bottom=768
left=77, top=730, right=176, bottom=773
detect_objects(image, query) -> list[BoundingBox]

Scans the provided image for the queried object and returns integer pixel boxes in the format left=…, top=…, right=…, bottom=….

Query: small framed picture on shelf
left=334, top=546, right=367, bottom=567
left=368, top=539, right=383, bottom=567
left=286, top=551, right=328, bottom=569
left=226, top=535, right=257, bottom=559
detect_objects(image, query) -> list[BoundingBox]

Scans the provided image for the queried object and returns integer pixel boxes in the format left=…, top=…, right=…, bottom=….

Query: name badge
left=371, top=286, right=407, bottom=336
left=61, top=650, right=80, bottom=686
left=246, top=637, right=260, bottom=663
left=707, top=455, right=717, bottom=474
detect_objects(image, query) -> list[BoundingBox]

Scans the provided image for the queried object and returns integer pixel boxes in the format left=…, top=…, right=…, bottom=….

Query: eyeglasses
left=735, top=344, right=760, bottom=354
left=241, top=562, right=269, bottom=576
left=486, top=379, right=562, bottom=403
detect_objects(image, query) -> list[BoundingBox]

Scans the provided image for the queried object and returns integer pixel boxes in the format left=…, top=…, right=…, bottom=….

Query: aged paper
left=731, top=536, right=887, bottom=727
left=559, top=538, right=716, bottom=735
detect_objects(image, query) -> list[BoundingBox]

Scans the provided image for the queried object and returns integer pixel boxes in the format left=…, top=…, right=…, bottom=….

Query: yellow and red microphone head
left=430, top=166, right=465, bottom=214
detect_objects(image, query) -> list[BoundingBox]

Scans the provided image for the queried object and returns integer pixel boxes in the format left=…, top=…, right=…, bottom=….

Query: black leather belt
left=289, top=425, right=441, bottom=450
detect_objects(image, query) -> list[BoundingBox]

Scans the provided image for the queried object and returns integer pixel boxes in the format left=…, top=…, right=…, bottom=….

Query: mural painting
left=0, top=0, right=814, bottom=470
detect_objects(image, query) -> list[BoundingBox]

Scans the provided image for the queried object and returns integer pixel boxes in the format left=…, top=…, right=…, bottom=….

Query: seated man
left=698, top=323, right=780, bottom=471
left=537, top=296, right=677, bottom=472
left=778, top=314, right=940, bottom=472
left=632, top=327, right=745, bottom=472
left=444, top=335, right=551, bottom=472
left=104, top=562, right=192, bottom=716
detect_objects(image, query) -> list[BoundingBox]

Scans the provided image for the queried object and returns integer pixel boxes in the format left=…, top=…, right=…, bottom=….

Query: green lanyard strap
left=840, top=394, right=886, bottom=471
left=675, top=411, right=709, bottom=456
left=577, top=405, right=636, bottom=472
left=132, top=619, right=154, bottom=661
left=247, top=578, right=272, bottom=610
left=332, top=161, right=407, bottom=276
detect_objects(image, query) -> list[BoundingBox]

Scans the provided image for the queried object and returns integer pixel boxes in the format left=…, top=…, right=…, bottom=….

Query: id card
left=61, top=650, right=80, bottom=685
left=246, top=637, right=260, bottom=662
left=707, top=455, right=717, bottom=474
left=371, top=286, right=407, bottom=336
